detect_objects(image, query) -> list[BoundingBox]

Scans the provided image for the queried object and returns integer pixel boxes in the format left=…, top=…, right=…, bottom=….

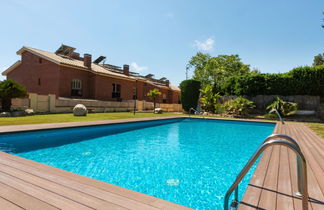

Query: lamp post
left=133, top=80, right=138, bottom=115
left=186, top=66, right=189, bottom=80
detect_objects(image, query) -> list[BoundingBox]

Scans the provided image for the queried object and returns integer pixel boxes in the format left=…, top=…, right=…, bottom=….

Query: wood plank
left=257, top=144, right=280, bottom=209
left=0, top=163, right=126, bottom=210
left=0, top=197, right=23, bottom=210
left=282, top=123, right=303, bottom=210
left=239, top=147, right=273, bottom=209
left=1, top=120, right=324, bottom=210
left=0, top=152, right=188, bottom=210
left=0, top=171, right=92, bottom=210
left=288, top=123, right=324, bottom=210
left=276, top=145, right=294, bottom=209
left=0, top=182, right=58, bottom=210
left=0, top=159, right=157, bottom=210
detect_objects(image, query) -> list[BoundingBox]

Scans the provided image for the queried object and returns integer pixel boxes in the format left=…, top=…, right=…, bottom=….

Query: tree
left=0, top=80, right=27, bottom=112
left=187, top=53, right=251, bottom=91
left=199, top=84, right=220, bottom=112
left=179, top=80, right=201, bottom=112
left=147, top=88, right=161, bottom=111
left=313, top=53, right=324, bottom=66
left=187, top=52, right=211, bottom=86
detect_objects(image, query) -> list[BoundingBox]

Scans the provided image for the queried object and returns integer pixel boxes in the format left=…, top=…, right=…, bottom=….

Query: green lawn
left=0, top=112, right=183, bottom=126
left=306, top=122, right=324, bottom=138
left=1, top=112, right=323, bottom=139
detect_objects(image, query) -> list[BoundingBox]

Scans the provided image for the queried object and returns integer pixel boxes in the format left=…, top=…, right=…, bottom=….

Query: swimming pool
left=0, top=118, right=275, bottom=209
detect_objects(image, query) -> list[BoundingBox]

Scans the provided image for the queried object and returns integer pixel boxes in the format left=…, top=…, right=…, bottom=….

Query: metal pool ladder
left=188, top=107, right=203, bottom=118
left=224, top=134, right=308, bottom=210
left=269, top=109, right=285, bottom=124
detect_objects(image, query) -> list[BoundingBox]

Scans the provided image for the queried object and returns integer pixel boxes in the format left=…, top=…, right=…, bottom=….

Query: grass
left=1, top=112, right=323, bottom=139
left=0, top=112, right=183, bottom=126
left=306, top=122, right=324, bottom=138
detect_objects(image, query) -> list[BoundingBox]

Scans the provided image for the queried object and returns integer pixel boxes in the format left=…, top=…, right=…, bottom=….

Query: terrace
left=0, top=116, right=323, bottom=209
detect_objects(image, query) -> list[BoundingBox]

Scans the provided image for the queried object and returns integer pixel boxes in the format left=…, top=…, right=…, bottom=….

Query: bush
left=225, top=96, right=255, bottom=116
left=0, top=80, right=27, bottom=112
left=214, top=103, right=226, bottom=114
left=179, top=79, right=201, bottom=112
left=199, top=84, right=220, bottom=112
left=266, top=97, right=297, bottom=117
left=222, top=65, right=324, bottom=96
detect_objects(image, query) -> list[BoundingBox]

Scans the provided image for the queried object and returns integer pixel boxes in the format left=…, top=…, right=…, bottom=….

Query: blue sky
left=0, top=0, right=323, bottom=85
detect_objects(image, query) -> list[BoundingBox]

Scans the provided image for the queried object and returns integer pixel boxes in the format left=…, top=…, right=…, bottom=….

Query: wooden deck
left=0, top=118, right=323, bottom=209
left=239, top=122, right=324, bottom=210
left=0, top=152, right=191, bottom=210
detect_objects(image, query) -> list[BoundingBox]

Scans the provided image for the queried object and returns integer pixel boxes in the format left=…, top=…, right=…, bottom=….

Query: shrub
left=266, top=97, right=297, bottom=117
left=199, top=84, right=220, bottom=112
left=0, top=80, right=27, bottom=112
left=179, top=80, right=201, bottom=112
left=221, top=65, right=324, bottom=96
left=225, top=96, right=255, bottom=116
left=214, top=103, right=226, bottom=114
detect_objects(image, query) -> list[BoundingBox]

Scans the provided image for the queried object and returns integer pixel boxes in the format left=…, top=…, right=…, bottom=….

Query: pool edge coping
left=0, top=115, right=277, bottom=134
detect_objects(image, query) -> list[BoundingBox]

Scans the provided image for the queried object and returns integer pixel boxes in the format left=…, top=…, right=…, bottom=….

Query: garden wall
left=8, top=93, right=183, bottom=113
left=219, top=95, right=321, bottom=111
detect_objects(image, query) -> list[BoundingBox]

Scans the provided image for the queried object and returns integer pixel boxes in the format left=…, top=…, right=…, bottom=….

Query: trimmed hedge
left=222, top=65, right=324, bottom=96
left=179, top=79, right=201, bottom=112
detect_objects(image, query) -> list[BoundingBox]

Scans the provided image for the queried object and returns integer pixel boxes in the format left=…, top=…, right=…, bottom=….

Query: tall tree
left=187, top=53, right=251, bottom=90
left=313, top=53, right=324, bottom=66
left=187, top=52, right=211, bottom=86
left=147, top=88, right=161, bottom=111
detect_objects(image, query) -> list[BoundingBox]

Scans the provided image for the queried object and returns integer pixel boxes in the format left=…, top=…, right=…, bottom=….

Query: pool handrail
left=188, top=107, right=204, bottom=118
left=224, top=135, right=308, bottom=210
left=269, top=109, right=285, bottom=124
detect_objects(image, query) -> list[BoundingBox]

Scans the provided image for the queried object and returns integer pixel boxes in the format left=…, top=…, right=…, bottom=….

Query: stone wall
left=8, top=93, right=183, bottom=113
left=219, top=95, right=321, bottom=111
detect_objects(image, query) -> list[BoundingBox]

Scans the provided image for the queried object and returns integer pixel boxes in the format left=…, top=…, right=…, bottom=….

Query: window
left=133, top=87, right=137, bottom=100
left=112, top=83, right=121, bottom=98
left=39, top=58, right=42, bottom=64
left=162, top=93, right=167, bottom=103
left=71, top=79, right=82, bottom=96
left=38, top=78, right=41, bottom=86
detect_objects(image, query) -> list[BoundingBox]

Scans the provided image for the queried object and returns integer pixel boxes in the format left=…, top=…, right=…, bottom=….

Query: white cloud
left=193, top=37, right=215, bottom=51
left=130, top=62, right=148, bottom=73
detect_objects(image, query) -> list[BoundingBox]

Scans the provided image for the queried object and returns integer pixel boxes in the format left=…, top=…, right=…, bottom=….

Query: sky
left=0, top=0, right=323, bottom=86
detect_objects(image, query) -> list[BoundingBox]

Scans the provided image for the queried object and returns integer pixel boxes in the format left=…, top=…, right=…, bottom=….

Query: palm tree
left=147, top=88, right=161, bottom=110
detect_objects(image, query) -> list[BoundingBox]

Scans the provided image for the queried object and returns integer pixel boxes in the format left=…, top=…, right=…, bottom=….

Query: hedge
left=179, top=79, right=201, bottom=112
left=222, top=65, right=324, bottom=96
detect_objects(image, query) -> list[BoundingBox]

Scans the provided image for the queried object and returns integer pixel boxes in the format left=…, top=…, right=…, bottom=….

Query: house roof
left=2, top=46, right=180, bottom=91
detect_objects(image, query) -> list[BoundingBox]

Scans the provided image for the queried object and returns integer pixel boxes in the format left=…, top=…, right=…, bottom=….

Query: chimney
left=165, top=80, right=170, bottom=87
left=71, top=52, right=80, bottom=60
left=84, top=54, right=92, bottom=69
left=123, top=64, right=129, bottom=76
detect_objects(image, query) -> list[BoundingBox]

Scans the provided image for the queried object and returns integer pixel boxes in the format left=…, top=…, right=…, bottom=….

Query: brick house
left=2, top=45, right=181, bottom=104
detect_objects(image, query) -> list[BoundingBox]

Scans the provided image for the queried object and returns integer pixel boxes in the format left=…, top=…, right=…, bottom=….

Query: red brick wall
left=58, top=66, right=95, bottom=99
left=6, top=51, right=180, bottom=104
left=93, top=75, right=137, bottom=101
left=7, top=51, right=60, bottom=95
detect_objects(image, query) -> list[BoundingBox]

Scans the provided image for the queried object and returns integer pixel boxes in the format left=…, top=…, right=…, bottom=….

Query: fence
left=10, top=93, right=183, bottom=113
left=219, top=95, right=321, bottom=111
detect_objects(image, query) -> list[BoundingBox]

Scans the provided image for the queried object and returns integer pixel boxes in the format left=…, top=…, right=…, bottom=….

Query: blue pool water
left=0, top=118, right=275, bottom=209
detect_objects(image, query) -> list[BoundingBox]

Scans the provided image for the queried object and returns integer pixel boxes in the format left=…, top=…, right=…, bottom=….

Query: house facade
left=2, top=45, right=181, bottom=104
